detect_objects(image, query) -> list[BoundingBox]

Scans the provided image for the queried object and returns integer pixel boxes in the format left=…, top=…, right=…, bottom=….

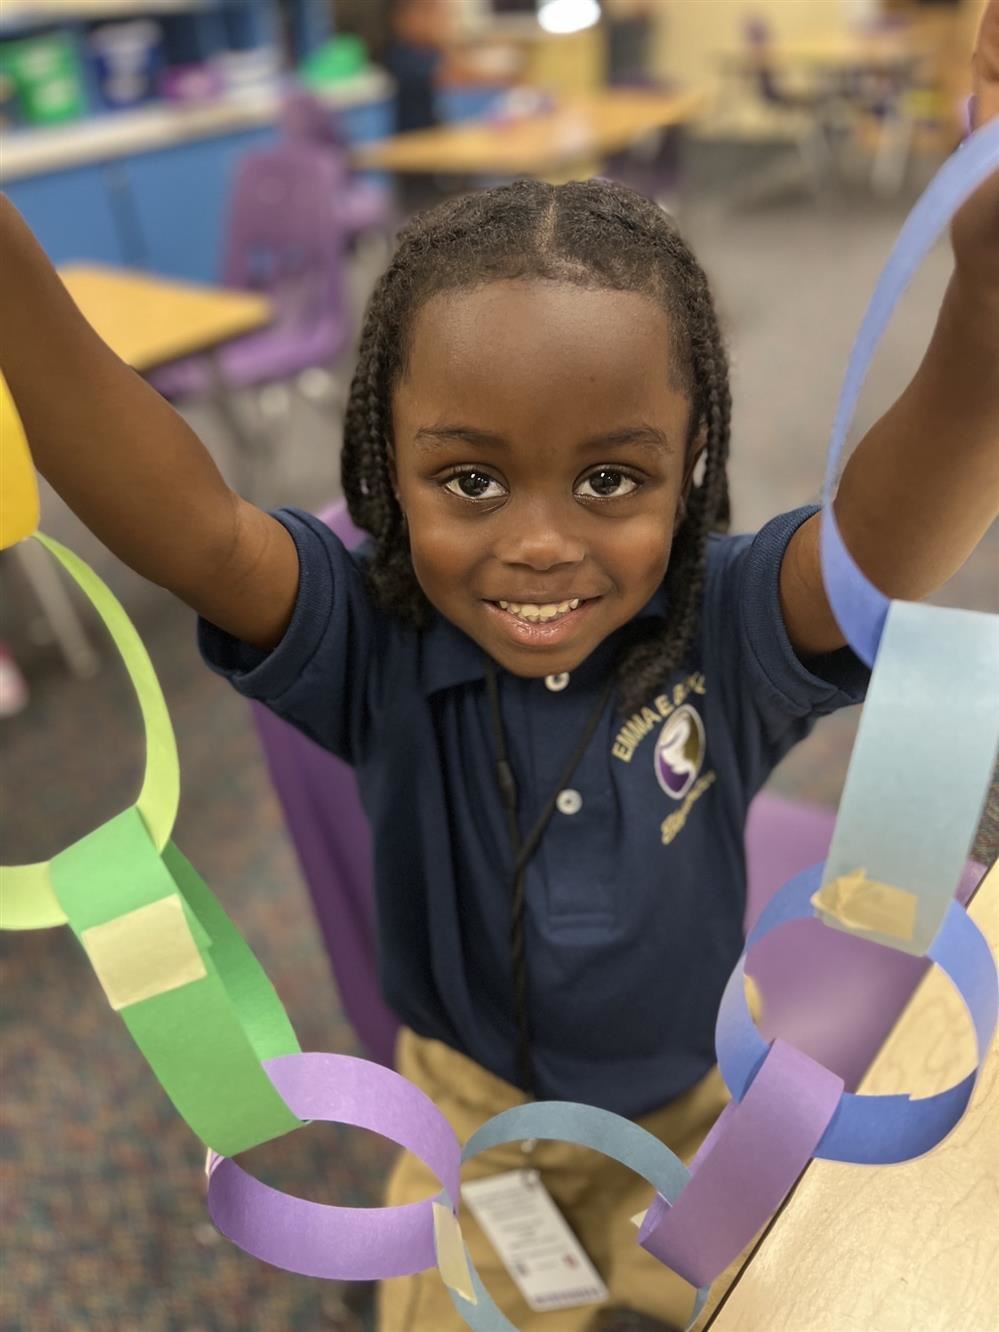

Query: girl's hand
left=951, top=0, right=999, bottom=289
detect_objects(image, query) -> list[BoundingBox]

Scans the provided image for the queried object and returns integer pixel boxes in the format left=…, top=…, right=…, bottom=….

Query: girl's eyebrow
left=413, top=424, right=505, bottom=450
left=412, top=424, right=676, bottom=456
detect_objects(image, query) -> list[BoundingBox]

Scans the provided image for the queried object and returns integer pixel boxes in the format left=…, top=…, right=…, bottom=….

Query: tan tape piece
left=811, top=867, right=918, bottom=942
left=432, top=1201, right=477, bottom=1305
left=81, top=896, right=207, bottom=1011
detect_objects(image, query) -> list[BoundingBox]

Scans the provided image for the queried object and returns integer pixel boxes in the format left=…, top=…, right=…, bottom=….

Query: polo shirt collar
left=419, top=578, right=671, bottom=696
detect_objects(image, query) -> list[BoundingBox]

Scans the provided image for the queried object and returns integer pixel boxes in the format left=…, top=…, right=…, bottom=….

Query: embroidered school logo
left=654, top=704, right=705, bottom=800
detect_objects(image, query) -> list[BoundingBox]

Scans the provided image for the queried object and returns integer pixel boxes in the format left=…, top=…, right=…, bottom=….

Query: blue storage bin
left=88, top=19, right=164, bottom=110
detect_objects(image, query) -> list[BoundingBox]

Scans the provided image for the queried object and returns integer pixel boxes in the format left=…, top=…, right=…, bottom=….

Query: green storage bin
left=0, top=32, right=87, bottom=126
left=301, top=35, right=367, bottom=88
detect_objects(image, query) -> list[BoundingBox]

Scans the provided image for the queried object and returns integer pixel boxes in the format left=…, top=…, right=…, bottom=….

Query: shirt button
left=556, top=788, right=582, bottom=816
left=545, top=672, right=570, bottom=692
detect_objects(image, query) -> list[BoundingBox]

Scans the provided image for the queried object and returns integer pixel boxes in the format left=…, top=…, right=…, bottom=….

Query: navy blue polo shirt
left=200, top=505, right=867, bottom=1119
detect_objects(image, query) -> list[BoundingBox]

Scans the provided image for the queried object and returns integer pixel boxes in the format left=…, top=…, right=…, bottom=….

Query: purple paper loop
left=207, top=1053, right=462, bottom=1279
left=637, top=1039, right=843, bottom=1287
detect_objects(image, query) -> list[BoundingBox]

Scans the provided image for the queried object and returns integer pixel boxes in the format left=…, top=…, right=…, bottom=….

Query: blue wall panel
left=120, top=127, right=274, bottom=281
left=4, top=163, right=129, bottom=265
left=5, top=91, right=395, bottom=281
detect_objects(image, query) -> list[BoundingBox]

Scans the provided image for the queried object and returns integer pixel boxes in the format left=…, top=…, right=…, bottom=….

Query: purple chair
left=252, top=500, right=398, bottom=1067
left=152, top=141, right=351, bottom=399
left=734, top=15, right=842, bottom=198
left=280, top=87, right=394, bottom=241
left=253, top=500, right=982, bottom=1085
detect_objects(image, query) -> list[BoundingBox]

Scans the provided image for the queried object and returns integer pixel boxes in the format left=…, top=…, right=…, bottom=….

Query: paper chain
left=2, top=122, right=998, bottom=1330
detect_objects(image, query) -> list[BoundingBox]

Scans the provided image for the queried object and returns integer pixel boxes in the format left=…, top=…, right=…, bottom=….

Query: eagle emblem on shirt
left=654, top=704, right=705, bottom=800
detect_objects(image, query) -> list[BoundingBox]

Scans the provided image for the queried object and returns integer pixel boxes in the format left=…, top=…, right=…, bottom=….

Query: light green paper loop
left=0, top=532, right=179, bottom=930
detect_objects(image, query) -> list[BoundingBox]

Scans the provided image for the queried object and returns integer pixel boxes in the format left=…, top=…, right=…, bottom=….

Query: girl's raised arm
left=0, top=197, right=298, bottom=649
left=780, top=1, right=999, bottom=656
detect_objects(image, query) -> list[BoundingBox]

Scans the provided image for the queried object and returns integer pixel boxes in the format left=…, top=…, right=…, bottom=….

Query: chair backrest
left=280, top=86, right=350, bottom=152
left=253, top=500, right=983, bottom=1082
left=251, top=500, right=398, bottom=1066
left=741, top=14, right=785, bottom=106
left=222, top=141, right=348, bottom=325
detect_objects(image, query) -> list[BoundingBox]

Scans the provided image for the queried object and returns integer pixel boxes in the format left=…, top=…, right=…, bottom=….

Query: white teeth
left=496, top=598, right=580, bottom=623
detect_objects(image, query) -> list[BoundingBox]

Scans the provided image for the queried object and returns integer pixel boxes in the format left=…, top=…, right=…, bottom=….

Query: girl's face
left=392, top=280, right=696, bottom=678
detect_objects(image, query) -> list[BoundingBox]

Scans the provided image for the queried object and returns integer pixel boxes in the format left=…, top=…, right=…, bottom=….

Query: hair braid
left=342, top=261, right=432, bottom=623
left=340, top=178, right=733, bottom=709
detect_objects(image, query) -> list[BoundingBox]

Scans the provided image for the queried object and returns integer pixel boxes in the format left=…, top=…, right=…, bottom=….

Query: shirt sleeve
left=197, top=508, right=385, bottom=764
left=702, top=505, right=870, bottom=781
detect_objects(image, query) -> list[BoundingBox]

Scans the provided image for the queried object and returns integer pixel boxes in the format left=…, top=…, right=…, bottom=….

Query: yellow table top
left=353, top=88, right=708, bottom=177
left=58, top=265, right=272, bottom=374
left=709, top=860, right=999, bottom=1331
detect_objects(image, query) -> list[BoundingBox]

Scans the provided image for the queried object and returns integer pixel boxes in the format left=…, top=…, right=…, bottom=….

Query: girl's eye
left=576, top=468, right=640, bottom=499
left=443, top=470, right=507, bottom=500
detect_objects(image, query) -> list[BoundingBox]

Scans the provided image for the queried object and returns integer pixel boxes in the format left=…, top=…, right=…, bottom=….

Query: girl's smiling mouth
left=496, top=597, right=580, bottom=623
left=482, top=596, right=602, bottom=648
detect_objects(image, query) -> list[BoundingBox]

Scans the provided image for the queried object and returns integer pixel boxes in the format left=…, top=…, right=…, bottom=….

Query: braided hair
left=342, top=178, right=731, bottom=715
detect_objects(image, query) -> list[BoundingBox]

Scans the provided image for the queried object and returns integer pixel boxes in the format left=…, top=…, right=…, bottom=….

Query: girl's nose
left=494, top=501, right=586, bottom=572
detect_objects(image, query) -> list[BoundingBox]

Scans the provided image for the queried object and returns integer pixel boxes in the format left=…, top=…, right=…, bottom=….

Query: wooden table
left=59, top=265, right=271, bottom=374
left=5, top=264, right=269, bottom=679
left=707, top=860, right=999, bottom=1331
left=61, top=263, right=272, bottom=495
left=353, top=89, right=707, bottom=178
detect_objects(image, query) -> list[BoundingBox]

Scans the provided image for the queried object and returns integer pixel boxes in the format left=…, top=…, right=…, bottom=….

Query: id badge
left=461, top=1169, right=608, bottom=1312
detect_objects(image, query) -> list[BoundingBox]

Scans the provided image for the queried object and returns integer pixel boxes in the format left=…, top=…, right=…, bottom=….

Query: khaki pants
left=378, top=1030, right=734, bottom=1332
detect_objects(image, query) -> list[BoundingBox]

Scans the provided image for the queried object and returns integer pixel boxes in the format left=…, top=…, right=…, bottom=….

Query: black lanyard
left=485, top=660, right=617, bottom=1096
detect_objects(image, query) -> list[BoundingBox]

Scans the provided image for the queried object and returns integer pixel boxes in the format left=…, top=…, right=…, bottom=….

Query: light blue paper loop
left=819, top=601, right=999, bottom=955
left=445, top=1102, right=709, bottom=1331
left=815, top=119, right=999, bottom=952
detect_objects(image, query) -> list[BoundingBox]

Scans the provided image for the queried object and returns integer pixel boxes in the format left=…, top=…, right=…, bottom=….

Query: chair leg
left=12, top=540, right=100, bottom=679
left=871, top=107, right=915, bottom=198
left=796, top=120, right=836, bottom=195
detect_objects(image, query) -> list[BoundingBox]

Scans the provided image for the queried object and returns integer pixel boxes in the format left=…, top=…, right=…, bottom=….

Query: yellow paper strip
left=811, top=867, right=918, bottom=942
left=432, top=1201, right=477, bottom=1305
left=0, top=372, right=40, bottom=550
left=82, top=896, right=207, bottom=1011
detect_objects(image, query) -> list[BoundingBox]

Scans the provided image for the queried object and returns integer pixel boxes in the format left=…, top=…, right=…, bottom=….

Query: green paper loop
left=51, top=807, right=303, bottom=1155
left=0, top=532, right=180, bottom=930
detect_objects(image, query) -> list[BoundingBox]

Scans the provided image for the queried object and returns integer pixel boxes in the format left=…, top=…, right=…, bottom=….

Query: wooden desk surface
left=709, top=861, right=999, bottom=1332
left=353, top=89, right=707, bottom=177
left=58, top=266, right=272, bottom=374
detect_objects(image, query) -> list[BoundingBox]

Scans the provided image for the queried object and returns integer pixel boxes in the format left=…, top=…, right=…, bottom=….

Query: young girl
left=2, top=9, right=998, bottom=1325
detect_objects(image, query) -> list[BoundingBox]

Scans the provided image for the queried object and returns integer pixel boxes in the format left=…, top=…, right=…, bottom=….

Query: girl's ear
left=677, top=424, right=707, bottom=523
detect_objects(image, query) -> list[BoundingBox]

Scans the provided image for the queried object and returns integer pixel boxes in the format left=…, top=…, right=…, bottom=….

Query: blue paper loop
left=819, top=119, right=999, bottom=661
left=716, top=866, right=998, bottom=1165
